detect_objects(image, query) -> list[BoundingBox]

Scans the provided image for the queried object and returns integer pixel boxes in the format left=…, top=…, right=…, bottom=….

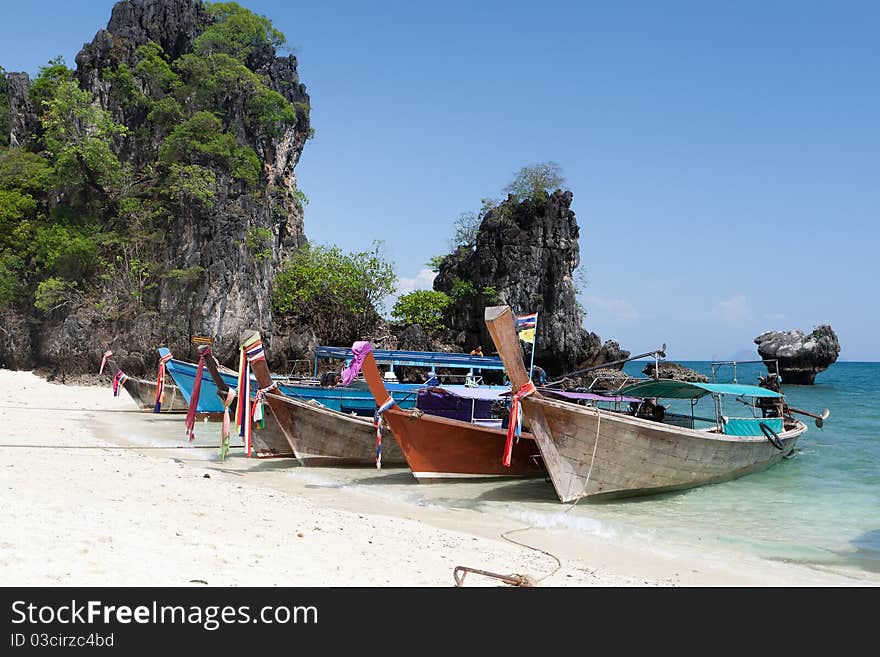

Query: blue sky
left=2, top=0, right=878, bottom=360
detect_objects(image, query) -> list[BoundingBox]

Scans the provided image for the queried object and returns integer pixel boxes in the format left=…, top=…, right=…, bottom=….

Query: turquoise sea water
left=296, top=361, right=879, bottom=579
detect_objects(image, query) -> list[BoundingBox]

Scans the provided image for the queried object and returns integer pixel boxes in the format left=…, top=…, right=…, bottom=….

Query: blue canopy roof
left=314, top=346, right=506, bottom=371
left=618, top=379, right=782, bottom=399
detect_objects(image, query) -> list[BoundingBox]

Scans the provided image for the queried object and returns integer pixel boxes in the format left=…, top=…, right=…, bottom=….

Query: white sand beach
left=0, top=369, right=874, bottom=587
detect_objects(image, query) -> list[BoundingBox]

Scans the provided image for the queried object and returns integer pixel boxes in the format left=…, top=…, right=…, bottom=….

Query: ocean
left=287, top=361, right=880, bottom=580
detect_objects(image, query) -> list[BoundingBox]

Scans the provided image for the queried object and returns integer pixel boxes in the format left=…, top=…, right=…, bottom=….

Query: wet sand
left=0, top=370, right=872, bottom=587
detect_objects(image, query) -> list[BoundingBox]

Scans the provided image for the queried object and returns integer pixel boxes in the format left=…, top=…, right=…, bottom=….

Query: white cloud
left=382, top=268, right=438, bottom=316
left=582, top=295, right=640, bottom=322
left=396, top=268, right=437, bottom=295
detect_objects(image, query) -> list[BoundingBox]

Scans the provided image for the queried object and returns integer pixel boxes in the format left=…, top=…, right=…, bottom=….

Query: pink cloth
left=99, top=350, right=112, bottom=375
left=340, top=341, right=373, bottom=386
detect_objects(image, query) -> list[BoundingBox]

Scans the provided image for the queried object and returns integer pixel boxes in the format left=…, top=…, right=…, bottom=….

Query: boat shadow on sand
left=345, top=469, right=421, bottom=487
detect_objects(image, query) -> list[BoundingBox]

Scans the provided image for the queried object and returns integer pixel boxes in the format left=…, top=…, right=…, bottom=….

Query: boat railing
left=282, top=358, right=313, bottom=379
left=710, top=358, right=779, bottom=384
left=578, top=374, right=647, bottom=392
left=662, top=412, right=718, bottom=430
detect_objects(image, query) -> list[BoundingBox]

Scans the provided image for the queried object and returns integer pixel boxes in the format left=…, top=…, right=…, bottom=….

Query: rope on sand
left=453, top=524, right=563, bottom=587
left=500, top=526, right=563, bottom=583
left=461, top=405, right=604, bottom=585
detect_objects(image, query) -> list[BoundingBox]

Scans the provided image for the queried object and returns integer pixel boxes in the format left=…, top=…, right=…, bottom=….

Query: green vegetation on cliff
left=273, top=242, right=396, bottom=342
left=391, top=290, right=452, bottom=330
left=0, top=1, right=307, bottom=320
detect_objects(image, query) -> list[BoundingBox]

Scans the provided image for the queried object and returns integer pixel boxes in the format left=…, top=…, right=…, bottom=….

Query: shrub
left=196, top=2, right=287, bottom=62
left=0, top=149, right=53, bottom=194
left=41, top=79, right=127, bottom=193
left=0, top=254, right=21, bottom=307
left=33, top=224, right=99, bottom=281
left=244, top=226, right=272, bottom=261
left=167, top=164, right=217, bottom=208
left=273, top=242, right=396, bottom=341
left=34, top=277, right=77, bottom=313
left=503, top=161, right=565, bottom=200
left=147, top=96, right=185, bottom=128
left=391, top=290, right=451, bottom=329
left=246, top=86, right=297, bottom=137
left=134, top=42, right=181, bottom=95
left=104, top=63, right=147, bottom=111
left=28, top=57, right=73, bottom=114
left=159, top=111, right=260, bottom=185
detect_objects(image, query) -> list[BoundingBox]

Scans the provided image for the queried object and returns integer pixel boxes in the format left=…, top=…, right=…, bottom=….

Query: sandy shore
left=0, top=369, right=874, bottom=587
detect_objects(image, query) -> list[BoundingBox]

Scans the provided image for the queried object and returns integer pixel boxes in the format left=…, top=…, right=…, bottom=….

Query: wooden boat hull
left=121, top=377, right=188, bottom=413
left=262, top=393, right=406, bottom=467
left=239, top=332, right=405, bottom=467
left=522, top=395, right=806, bottom=501
left=248, top=411, right=296, bottom=458
left=382, top=409, right=544, bottom=482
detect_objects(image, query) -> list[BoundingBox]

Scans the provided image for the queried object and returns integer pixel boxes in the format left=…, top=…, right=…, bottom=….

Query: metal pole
left=544, top=343, right=666, bottom=388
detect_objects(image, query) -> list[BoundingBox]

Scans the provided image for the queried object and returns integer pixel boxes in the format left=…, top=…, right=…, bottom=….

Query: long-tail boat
left=161, top=351, right=419, bottom=416
left=99, top=350, right=188, bottom=413
left=160, top=346, right=506, bottom=415
left=356, top=341, right=546, bottom=481
left=239, top=330, right=407, bottom=467
left=484, top=305, right=808, bottom=502
left=194, top=344, right=294, bottom=459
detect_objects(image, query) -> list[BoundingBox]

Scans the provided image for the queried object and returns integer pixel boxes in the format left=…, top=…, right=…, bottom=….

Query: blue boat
left=159, top=346, right=506, bottom=416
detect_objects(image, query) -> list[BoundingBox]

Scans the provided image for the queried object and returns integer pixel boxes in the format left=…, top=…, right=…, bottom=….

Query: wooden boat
left=240, top=331, right=406, bottom=467
left=196, top=344, right=294, bottom=459
left=485, top=305, right=808, bottom=501
left=101, top=351, right=188, bottom=413
left=357, top=341, right=545, bottom=481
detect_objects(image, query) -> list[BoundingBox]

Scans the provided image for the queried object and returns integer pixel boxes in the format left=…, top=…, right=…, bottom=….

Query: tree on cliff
left=445, top=162, right=566, bottom=253
left=273, top=242, right=396, bottom=344
left=503, top=161, right=566, bottom=200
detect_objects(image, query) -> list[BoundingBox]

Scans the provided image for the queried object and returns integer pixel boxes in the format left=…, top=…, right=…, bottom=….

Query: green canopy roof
left=618, top=380, right=782, bottom=399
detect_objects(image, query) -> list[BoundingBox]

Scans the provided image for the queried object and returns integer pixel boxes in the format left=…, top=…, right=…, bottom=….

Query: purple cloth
left=340, top=341, right=373, bottom=386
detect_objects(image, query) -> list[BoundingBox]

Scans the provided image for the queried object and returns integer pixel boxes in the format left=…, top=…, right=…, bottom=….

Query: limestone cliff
left=0, top=0, right=310, bottom=375
left=433, top=191, right=628, bottom=375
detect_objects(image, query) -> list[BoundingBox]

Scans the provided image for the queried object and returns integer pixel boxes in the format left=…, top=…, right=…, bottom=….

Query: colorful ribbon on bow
left=503, top=381, right=537, bottom=467
left=99, top=350, right=112, bottom=375
left=219, top=387, right=236, bottom=461
left=112, top=370, right=130, bottom=397
left=184, top=349, right=207, bottom=442
left=374, top=395, right=397, bottom=470
left=154, top=351, right=173, bottom=413
left=236, top=338, right=266, bottom=458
